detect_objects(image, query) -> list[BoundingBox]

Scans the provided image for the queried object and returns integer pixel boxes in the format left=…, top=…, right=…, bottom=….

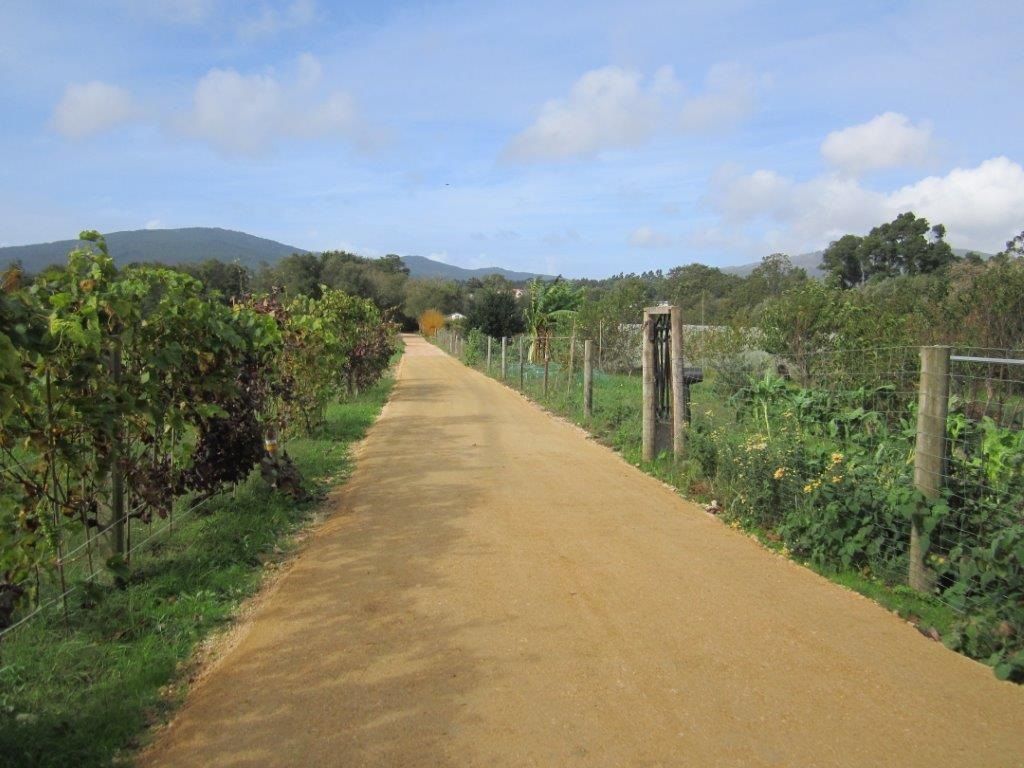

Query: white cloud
left=52, top=81, right=139, bottom=139
left=504, top=66, right=668, bottom=162
left=629, top=226, right=673, bottom=248
left=144, top=219, right=164, bottom=230
left=888, top=157, right=1024, bottom=248
left=505, top=62, right=765, bottom=163
left=679, top=63, right=763, bottom=133
left=239, top=0, right=316, bottom=39
left=821, top=112, right=935, bottom=174
left=706, top=156, right=1024, bottom=254
left=177, top=55, right=363, bottom=155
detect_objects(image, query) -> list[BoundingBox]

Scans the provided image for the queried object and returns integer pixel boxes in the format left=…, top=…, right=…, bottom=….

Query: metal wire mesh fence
left=432, top=326, right=1023, bottom=669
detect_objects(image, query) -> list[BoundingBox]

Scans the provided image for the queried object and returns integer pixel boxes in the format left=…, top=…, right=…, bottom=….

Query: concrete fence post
left=583, top=339, right=593, bottom=418
left=543, top=348, right=550, bottom=397
left=911, top=345, right=950, bottom=592
left=487, top=336, right=492, bottom=373
left=501, top=337, right=507, bottom=380
left=566, top=321, right=576, bottom=393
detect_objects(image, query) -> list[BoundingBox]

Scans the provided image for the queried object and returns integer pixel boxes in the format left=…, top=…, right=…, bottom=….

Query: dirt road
left=143, top=334, right=1024, bottom=767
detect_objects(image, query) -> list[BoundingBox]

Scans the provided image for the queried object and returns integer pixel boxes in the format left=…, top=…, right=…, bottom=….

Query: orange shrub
left=418, top=308, right=445, bottom=337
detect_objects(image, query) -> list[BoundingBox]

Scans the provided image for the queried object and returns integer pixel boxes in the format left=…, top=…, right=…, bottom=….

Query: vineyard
left=0, top=232, right=398, bottom=765
left=436, top=326, right=1024, bottom=682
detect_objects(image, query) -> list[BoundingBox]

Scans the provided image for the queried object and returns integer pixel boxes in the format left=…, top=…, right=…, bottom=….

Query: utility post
left=911, top=345, right=950, bottom=592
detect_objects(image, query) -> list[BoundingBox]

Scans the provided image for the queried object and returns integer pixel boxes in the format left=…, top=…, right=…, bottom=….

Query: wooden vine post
left=911, top=345, right=950, bottom=592
left=109, top=340, right=126, bottom=558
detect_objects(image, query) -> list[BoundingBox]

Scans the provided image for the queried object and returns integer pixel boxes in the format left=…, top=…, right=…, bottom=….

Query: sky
left=1, top=0, right=1023, bottom=278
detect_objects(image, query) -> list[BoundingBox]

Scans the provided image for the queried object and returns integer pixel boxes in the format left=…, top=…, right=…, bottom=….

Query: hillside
left=401, top=255, right=552, bottom=282
left=0, top=227, right=310, bottom=273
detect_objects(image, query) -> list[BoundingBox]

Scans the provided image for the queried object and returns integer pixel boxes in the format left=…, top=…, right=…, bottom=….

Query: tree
left=179, top=259, right=250, bottom=298
left=523, top=277, right=582, bottom=362
left=404, top=278, right=464, bottom=320
left=821, top=212, right=957, bottom=288
left=663, top=264, right=742, bottom=324
left=465, top=285, right=524, bottom=339
left=821, top=235, right=865, bottom=289
left=732, top=253, right=807, bottom=317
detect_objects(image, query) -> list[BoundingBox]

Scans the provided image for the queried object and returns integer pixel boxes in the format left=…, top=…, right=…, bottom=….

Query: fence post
left=670, top=307, right=685, bottom=459
left=501, top=337, right=507, bottom=380
left=485, top=336, right=491, bottom=373
left=566, top=322, right=576, bottom=393
left=911, top=345, right=950, bottom=592
left=543, top=349, right=550, bottom=397
left=642, top=310, right=655, bottom=462
left=519, top=336, right=525, bottom=389
left=583, top=339, right=593, bottom=418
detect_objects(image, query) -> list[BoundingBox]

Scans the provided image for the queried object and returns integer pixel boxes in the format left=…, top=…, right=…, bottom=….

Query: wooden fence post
left=670, top=307, right=685, bottom=459
left=519, top=336, right=525, bottom=389
left=487, top=336, right=492, bottom=373
left=501, top=337, right=507, bottom=380
left=583, top=339, right=593, bottom=418
left=642, top=309, right=655, bottom=462
left=911, top=345, right=950, bottom=592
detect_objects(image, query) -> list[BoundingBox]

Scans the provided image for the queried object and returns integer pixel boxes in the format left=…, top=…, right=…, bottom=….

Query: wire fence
left=432, top=326, right=1024, bottom=663
left=0, top=492, right=217, bottom=660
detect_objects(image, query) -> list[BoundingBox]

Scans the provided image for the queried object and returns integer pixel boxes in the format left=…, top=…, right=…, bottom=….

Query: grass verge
left=0, top=372, right=395, bottom=768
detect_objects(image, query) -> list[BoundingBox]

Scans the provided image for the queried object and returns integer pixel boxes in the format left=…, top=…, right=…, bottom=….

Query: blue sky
left=1, top=0, right=1023, bottom=277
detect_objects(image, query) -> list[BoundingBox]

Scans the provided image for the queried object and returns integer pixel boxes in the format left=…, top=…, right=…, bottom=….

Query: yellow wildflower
left=773, top=467, right=786, bottom=480
left=830, top=452, right=844, bottom=465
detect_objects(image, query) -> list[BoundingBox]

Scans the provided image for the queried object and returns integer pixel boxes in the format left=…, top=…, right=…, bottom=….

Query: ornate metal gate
left=650, top=313, right=671, bottom=423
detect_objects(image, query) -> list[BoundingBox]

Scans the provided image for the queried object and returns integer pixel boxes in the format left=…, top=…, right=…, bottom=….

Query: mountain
left=2, top=228, right=553, bottom=282
left=401, top=255, right=552, bottom=282
left=0, top=227, right=309, bottom=273
left=722, top=251, right=827, bottom=278
left=722, top=248, right=994, bottom=279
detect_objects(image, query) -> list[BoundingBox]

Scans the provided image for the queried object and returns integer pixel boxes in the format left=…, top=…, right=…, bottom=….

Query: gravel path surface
left=143, top=334, right=1024, bottom=767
